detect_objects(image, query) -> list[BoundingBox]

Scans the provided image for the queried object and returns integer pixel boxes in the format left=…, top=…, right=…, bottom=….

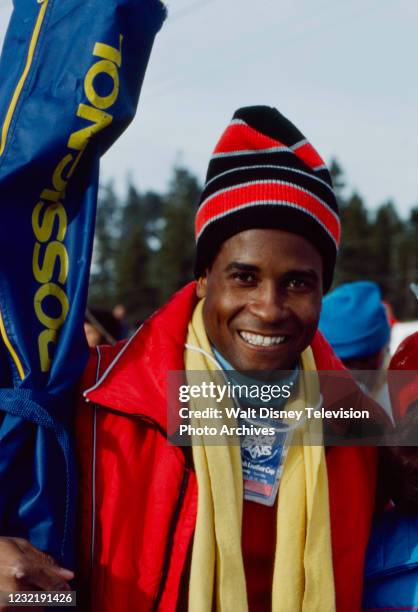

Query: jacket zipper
left=90, top=348, right=101, bottom=573
left=0, top=0, right=50, bottom=158
left=152, top=466, right=190, bottom=612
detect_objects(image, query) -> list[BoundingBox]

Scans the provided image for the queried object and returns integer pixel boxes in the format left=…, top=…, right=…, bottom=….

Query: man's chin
left=227, top=349, right=299, bottom=372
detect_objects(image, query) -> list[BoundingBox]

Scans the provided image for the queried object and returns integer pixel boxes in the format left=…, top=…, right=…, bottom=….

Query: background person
left=84, top=308, right=121, bottom=348
left=363, top=332, right=418, bottom=610
left=319, top=281, right=392, bottom=413
left=112, top=304, right=132, bottom=339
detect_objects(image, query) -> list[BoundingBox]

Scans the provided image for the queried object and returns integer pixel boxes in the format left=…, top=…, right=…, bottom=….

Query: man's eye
left=288, top=278, right=308, bottom=290
left=232, top=272, right=256, bottom=284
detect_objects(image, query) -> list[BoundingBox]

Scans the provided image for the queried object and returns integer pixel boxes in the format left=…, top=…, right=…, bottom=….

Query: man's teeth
left=239, top=331, right=286, bottom=347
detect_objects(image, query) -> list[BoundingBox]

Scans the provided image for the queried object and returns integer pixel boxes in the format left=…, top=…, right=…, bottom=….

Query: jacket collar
left=84, top=282, right=198, bottom=431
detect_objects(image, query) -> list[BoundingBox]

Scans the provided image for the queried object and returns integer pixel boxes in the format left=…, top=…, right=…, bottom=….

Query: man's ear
left=196, top=273, right=208, bottom=298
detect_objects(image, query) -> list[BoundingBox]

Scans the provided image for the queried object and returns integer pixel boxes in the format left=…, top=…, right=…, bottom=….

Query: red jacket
left=76, top=282, right=382, bottom=612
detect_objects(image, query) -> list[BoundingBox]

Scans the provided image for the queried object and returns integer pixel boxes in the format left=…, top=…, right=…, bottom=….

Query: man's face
left=197, top=229, right=323, bottom=371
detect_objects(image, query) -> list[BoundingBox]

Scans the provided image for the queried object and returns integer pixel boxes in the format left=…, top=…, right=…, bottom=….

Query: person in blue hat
left=363, top=333, right=418, bottom=611
left=319, top=281, right=392, bottom=409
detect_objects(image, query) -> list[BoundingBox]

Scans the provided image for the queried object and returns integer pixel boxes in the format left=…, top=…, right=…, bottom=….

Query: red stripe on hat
left=195, top=182, right=341, bottom=245
left=213, top=122, right=286, bottom=154
left=293, top=142, right=325, bottom=170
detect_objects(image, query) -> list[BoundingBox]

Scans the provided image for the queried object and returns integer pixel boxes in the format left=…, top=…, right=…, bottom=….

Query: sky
left=0, top=0, right=417, bottom=216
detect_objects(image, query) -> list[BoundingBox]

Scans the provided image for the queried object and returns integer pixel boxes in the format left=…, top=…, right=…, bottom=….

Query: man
left=0, top=106, right=388, bottom=611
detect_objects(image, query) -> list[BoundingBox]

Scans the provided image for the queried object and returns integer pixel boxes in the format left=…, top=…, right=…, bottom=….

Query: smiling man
left=197, top=228, right=323, bottom=372
left=73, top=106, right=386, bottom=612
left=0, top=106, right=387, bottom=611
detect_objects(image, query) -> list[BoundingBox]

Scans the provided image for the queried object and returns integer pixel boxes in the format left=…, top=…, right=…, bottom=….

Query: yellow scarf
left=185, top=300, right=335, bottom=612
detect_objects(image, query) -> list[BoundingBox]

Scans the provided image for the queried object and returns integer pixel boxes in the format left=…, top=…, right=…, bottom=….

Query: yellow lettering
left=32, top=201, right=68, bottom=243
left=93, top=35, right=123, bottom=67
left=38, top=328, right=57, bottom=373
left=84, top=60, right=119, bottom=111
left=52, top=153, right=73, bottom=192
left=67, top=149, right=84, bottom=180
left=34, top=283, right=69, bottom=331
left=67, top=104, right=113, bottom=151
left=32, top=34, right=124, bottom=373
left=40, top=189, right=61, bottom=203
left=33, top=241, right=69, bottom=284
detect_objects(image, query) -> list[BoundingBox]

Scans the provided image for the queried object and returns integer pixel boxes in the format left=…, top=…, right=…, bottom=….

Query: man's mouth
left=238, top=330, right=288, bottom=347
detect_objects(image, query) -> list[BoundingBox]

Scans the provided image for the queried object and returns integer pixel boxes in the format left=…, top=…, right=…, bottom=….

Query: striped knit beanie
left=194, top=105, right=341, bottom=292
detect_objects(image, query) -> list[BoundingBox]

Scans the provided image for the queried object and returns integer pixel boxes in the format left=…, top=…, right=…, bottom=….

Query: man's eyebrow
left=224, top=262, right=260, bottom=273
left=285, top=268, right=320, bottom=280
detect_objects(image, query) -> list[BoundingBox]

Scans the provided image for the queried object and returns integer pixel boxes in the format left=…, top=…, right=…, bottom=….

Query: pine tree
left=369, top=201, right=404, bottom=313
left=153, top=166, right=201, bottom=303
left=398, top=206, right=418, bottom=317
left=114, top=183, right=163, bottom=324
left=334, top=191, right=371, bottom=285
left=89, top=181, right=120, bottom=304
left=329, top=158, right=346, bottom=206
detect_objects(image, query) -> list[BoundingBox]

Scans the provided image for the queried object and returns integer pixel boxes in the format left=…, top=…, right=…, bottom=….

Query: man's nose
left=247, top=283, right=289, bottom=324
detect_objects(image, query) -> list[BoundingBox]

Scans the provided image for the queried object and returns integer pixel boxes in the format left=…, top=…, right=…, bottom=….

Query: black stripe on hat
left=199, top=165, right=338, bottom=216
left=234, top=106, right=306, bottom=149
left=205, top=151, right=333, bottom=188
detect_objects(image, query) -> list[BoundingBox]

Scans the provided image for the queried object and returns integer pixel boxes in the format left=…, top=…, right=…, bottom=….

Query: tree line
left=89, top=161, right=418, bottom=325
